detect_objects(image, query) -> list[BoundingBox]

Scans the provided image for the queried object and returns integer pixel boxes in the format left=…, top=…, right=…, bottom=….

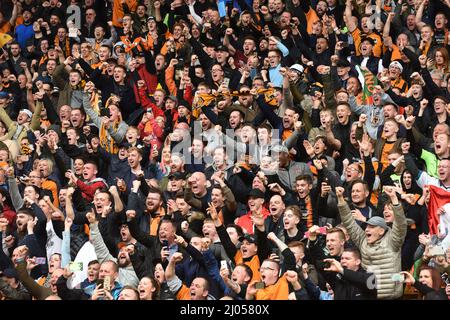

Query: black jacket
left=322, top=267, right=377, bottom=300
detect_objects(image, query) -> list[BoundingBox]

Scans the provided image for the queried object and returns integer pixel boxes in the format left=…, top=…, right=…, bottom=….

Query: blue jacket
left=15, top=24, right=34, bottom=49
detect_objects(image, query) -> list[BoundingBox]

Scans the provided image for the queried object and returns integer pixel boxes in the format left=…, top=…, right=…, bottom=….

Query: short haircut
left=285, top=205, right=301, bottom=219
left=350, top=179, right=369, bottom=192
left=296, top=174, right=313, bottom=185
left=103, top=260, right=119, bottom=273
left=88, top=260, right=100, bottom=267
left=326, top=227, right=346, bottom=241
left=236, top=263, right=253, bottom=281
left=344, top=247, right=361, bottom=260
left=288, top=240, right=305, bottom=251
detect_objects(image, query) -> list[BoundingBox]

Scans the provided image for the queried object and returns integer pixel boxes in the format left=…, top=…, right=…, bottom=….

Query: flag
left=356, top=65, right=378, bottom=105
left=427, top=185, right=450, bottom=235
left=0, top=33, right=13, bottom=48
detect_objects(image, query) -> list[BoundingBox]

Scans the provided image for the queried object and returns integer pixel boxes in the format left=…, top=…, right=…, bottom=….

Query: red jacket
left=76, top=179, right=107, bottom=202
left=236, top=207, right=270, bottom=235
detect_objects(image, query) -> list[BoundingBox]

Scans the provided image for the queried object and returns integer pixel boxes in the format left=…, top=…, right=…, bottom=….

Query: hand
left=207, top=202, right=219, bottom=222
left=268, top=183, right=285, bottom=195
left=91, top=284, right=105, bottom=300
left=181, top=221, right=189, bottom=233
left=323, top=258, right=344, bottom=274
left=0, top=218, right=8, bottom=232
left=167, top=199, right=179, bottom=213
left=66, top=187, right=75, bottom=200
left=303, top=140, right=315, bottom=158
left=358, top=114, right=367, bottom=126
left=267, top=232, right=278, bottom=242
left=285, top=270, right=299, bottom=284
left=419, top=99, right=428, bottom=110
left=85, top=209, right=97, bottom=224
left=173, top=234, right=187, bottom=248
left=26, top=257, right=38, bottom=272
left=63, top=266, right=74, bottom=279
left=307, top=225, right=321, bottom=241
left=357, top=133, right=371, bottom=156
left=302, top=263, right=310, bottom=279
left=126, top=210, right=136, bottom=221
left=23, top=196, right=35, bottom=207
left=313, top=158, right=323, bottom=170
left=335, top=186, right=345, bottom=199
left=404, top=115, right=415, bottom=130
left=383, top=185, right=399, bottom=203
left=160, top=246, right=170, bottom=261
left=351, top=209, right=366, bottom=222
left=418, top=233, right=431, bottom=246
left=64, top=217, right=73, bottom=230
left=250, top=212, right=265, bottom=231
left=321, top=182, right=332, bottom=198
left=400, top=271, right=415, bottom=285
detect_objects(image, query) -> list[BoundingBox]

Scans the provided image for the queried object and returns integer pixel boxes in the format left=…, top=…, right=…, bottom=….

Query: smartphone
left=391, top=273, right=405, bottom=282
left=146, top=108, right=153, bottom=114
left=103, top=275, right=112, bottom=291
left=100, top=108, right=110, bottom=117
left=255, top=281, right=265, bottom=289
left=429, top=245, right=445, bottom=257
left=35, top=257, right=47, bottom=265
left=220, top=260, right=228, bottom=270
left=222, top=78, right=230, bottom=88
left=162, top=240, right=169, bottom=248
left=69, top=261, right=83, bottom=272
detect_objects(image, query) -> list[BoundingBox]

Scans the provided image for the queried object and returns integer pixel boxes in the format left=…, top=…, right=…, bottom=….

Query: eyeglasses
left=29, top=175, right=41, bottom=179
left=260, top=266, right=275, bottom=271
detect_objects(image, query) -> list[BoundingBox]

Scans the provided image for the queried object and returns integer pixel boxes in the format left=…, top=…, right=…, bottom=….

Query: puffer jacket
left=338, top=201, right=407, bottom=299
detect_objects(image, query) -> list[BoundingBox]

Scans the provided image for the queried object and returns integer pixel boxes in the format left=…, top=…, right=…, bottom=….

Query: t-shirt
left=254, top=274, right=290, bottom=300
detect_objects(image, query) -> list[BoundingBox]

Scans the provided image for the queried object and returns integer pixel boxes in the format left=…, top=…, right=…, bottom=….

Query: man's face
left=70, top=109, right=84, bottom=128
left=48, top=254, right=61, bottom=274
left=336, top=104, right=351, bottom=124
left=189, top=278, right=208, bottom=300
left=267, top=51, right=280, bottom=68
left=16, top=213, right=32, bottom=232
left=434, top=98, right=446, bottom=114
left=117, top=247, right=131, bottom=267
left=155, top=55, right=165, bottom=71
left=169, top=176, right=183, bottom=193
left=360, top=40, right=373, bottom=57
left=243, top=39, right=255, bottom=55
left=153, top=90, right=165, bottom=106
left=231, top=265, right=251, bottom=284
left=438, top=160, right=450, bottom=181
left=93, top=192, right=110, bottom=215
left=351, top=183, right=368, bottom=205
left=10, top=45, right=20, bottom=57
left=146, top=192, right=162, bottom=212
left=229, top=111, right=242, bottom=129
left=39, top=160, right=51, bottom=177
left=191, top=139, right=204, bottom=158
left=289, top=246, right=305, bottom=264
left=211, top=188, right=224, bottom=207
left=260, top=261, right=279, bottom=286
left=159, top=221, right=174, bottom=242
left=257, top=128, right=271, bottom=144
left=435, top=14, right=447, bottom=29
left=434, top=133, right=450, bottom=156
left=315, top=38, right=328, bottom=54
left=365, top=225, right=385, bottom=244
left=406, top=14, right=416, bottom=30
left=383, top=105, right=397, bottom=119
left=82, top=163, right=97, bottom=181
left=383, top=120, right=399, bottom=139
left=346, top=164, right=361, bottom=182
left=240, top=239, right=257, bottom=258
left=202, top=222, right=217, bottom=240
left=247, top=196, right=264, bottom=213
left=127, top=150, right=142, bottom=169
left=283, top=209, right=300, bottom=230
left=99, top=262, right=117, bottom=280
left=113, top=67, right=126, bottom=83
left=340, top=251, right=360, bottom=271
left=326, top=232, right=344, bottom=256
left=295, top=179, right=311, bottom=198
left=199, top=114, right=211, bottom=131
left=175, top=197, right=190, bottom=215
left=283, top=109, right=296, bottom=129
left=189, top=173, right=207, bottom=196
left=17, top=112, right=30, bottom=125
left=269, top=195, right=285, bottom=218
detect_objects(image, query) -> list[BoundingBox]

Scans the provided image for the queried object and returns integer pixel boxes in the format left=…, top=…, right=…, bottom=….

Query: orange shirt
left=176, top=284, right=191, bottom=300
left=351, top=28, right=383, bottom=58
left=255, top=274, right=290, bottom=300
left=236, top=207, right=270, bottom=235
left=234, top=251, right=261, bottom=282
left=112, top=0, right=138, bottom=28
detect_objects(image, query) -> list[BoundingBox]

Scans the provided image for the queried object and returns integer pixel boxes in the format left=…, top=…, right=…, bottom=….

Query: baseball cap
left=216, top=45, right=229, bottom=53
left=389, top=61, right=403, bottom=72
left=166, top=95, right=178, bottom=104
left=366, top=216, right=388, bottom=230
left=2, top=268, right=18, bottom=280
left=147, top=16, right=156, bottom=22
left=336, top=59, right=351, bottom=68
left=289, top=64, right=304, bottom=73
left=239, top=234, right=256, bottom=243
left=0, top=91, right=10, bottom=99
left=247, top=188, right=265, bottom=199
left=168, top=172, right=186, bottom=180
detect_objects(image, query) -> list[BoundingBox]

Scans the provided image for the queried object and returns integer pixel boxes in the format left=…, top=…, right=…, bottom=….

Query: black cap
left=2, top=268, right=18, bottom=280
left=168, top=172, right=186, bottom=180
left=247, top=188, right=265, bottom=199
left=216, top=45, right=229, bottom=53
left=147, top=16, right=156, bottom=22
left=360, top=36, right=375, bottom=46
left=239, top=234, right=256, bottom=243
left=118, top=141, right=131, bottom=149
